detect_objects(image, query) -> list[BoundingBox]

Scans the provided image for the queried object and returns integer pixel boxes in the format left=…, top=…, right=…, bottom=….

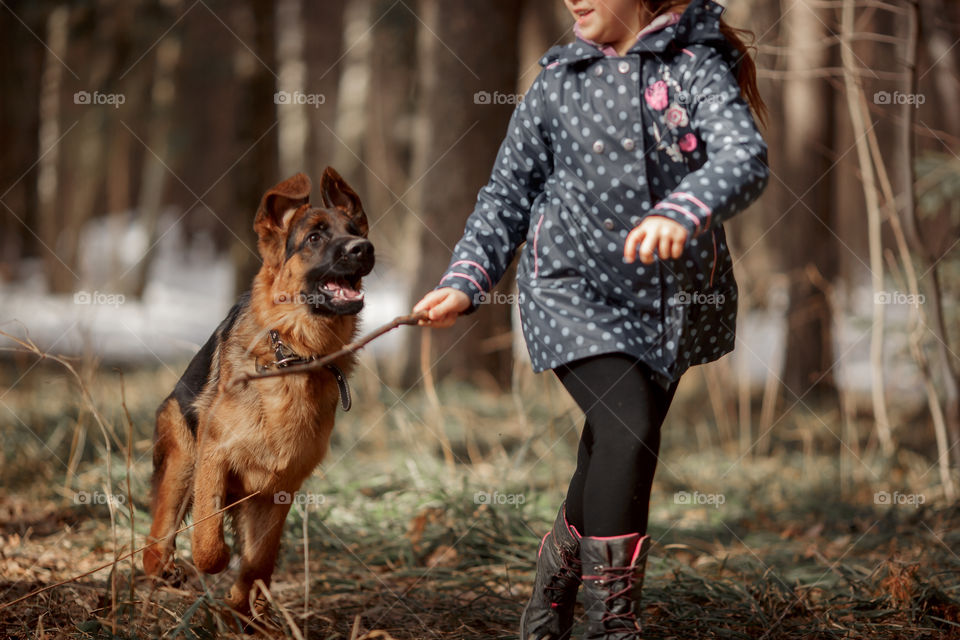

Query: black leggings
left=555, top=353, right=678, bottom=537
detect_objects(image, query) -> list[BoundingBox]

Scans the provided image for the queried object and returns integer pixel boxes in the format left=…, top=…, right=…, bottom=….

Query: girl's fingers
left=658, top=232, right=673, bottom=262
left=414, top=290, right=448, bottom=325
left=430, top=295, right=461, bottom=320
left=623, top=228, right=645, bottom=263
left=670, top=235, right=685, bottom=259
left=413, top=289, right=442, bottom=314
left=638, top=229, right=658, bottom=264
left=432, top=314, right=457, bottom=328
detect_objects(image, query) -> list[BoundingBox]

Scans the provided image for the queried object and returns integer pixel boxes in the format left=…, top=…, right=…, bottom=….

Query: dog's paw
left=143, top=546, right=175, bottom=578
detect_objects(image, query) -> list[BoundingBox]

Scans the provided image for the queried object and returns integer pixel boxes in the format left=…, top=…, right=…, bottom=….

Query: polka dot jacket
left=436, top=0, right=770, bottom=389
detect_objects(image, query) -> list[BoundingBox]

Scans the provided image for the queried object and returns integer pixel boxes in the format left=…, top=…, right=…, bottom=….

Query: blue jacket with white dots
left=436, top=0, right=769, bottom=388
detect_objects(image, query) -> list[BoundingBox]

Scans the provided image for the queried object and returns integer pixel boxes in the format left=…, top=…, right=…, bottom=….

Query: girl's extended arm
left=427, top=73, right=554, bottom=315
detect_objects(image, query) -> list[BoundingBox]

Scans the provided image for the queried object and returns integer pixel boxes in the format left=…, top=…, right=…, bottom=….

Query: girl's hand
left=624, top=215, right=689, bottom=264
left=412, top=287, right=471, bottom=327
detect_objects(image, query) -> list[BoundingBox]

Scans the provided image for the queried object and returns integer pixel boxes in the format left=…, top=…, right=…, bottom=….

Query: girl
left=413, top=0, right=768, bottom=637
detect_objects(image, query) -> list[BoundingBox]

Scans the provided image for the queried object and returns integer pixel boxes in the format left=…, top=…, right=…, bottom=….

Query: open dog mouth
left=318, top=276, right=363, bottom=303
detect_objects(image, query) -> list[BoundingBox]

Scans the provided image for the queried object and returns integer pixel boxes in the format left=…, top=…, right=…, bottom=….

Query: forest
left=1, top=0, right=959, bottom=638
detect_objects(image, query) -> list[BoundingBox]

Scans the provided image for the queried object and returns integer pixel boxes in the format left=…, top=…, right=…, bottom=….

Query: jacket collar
left=540, top=0, right=726, bottom=67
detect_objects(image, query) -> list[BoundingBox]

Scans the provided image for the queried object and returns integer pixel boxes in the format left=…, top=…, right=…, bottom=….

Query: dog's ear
left=255, top=173, right=311, bottom=233
left=320, top=167, right=368, bottom=237
left=254, top=173, right=311, bottom=264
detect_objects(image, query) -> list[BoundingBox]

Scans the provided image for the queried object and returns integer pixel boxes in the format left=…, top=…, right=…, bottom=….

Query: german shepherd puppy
left=142, top=169, right=374, bottom=614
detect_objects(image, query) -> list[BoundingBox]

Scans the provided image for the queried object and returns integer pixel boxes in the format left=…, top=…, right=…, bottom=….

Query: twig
left=253, top=579, right=305, bottom=640
left=0, top=491, right=261, bottom=611
left=229, top=311, right=428, bottom=387
left=839, top=0, right=894, bottom=455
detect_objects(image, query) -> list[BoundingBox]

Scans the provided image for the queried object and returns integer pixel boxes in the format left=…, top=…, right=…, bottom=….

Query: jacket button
left=592, top=140, right=605, bottom=154
left=618, top=61, right=630, bottom=74
left=603, top=218, right=615, bottom=230
left=622, top=137, right=636, bottom=151
left=594, top=65, right=603, bottom=76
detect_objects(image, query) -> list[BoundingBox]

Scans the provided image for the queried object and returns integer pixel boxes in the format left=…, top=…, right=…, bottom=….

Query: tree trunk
left=302, top=0, right=347, bottom=179
left=131, top=25, right=182, bottom=297
left=899, top=1, right=960, bottom=471
left=0, top=0, right=42, bottom=279
left=403, top=0, right=523, bottom=388
left=777, top=0, right=839, bottom=403
left=36, top=4, right=72, bottom=292
left=275, top=0, right=306, bottom=177
left=363, top=0, right=417, bottom=243
left=233, top=0, right=279, bottom=292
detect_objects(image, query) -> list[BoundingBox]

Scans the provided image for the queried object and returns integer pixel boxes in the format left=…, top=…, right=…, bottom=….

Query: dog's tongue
left=322, top=280, right=363, bottom=301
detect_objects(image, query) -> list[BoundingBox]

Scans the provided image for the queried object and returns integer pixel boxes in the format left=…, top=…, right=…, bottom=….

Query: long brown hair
left=643, top=0, right=767, bottom=126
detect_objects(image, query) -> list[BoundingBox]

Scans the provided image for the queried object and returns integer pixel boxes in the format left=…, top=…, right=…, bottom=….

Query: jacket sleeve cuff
left=435, top=272, right=486, bottom=315
left=651, top=192, right=713, bottom=238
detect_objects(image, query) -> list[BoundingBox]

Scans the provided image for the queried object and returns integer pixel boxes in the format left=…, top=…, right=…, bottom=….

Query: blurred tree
left=363, top=0, right=418, bottom=247
left=0, top=0, right=42, bottom=280
left=36, top=3, right=72, bottom=293
left=775, top=0, right=839, bottom=404
left=130, top=1, right=182, bottom=296
left=232, top=0, right=279, bottom=291
left=404, top=0, right=523, bottom=388
left=303, top=0, right=347, bottom=187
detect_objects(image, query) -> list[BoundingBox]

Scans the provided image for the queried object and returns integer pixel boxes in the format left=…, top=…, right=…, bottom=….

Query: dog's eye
left=307, top=232, right=322, bottom=244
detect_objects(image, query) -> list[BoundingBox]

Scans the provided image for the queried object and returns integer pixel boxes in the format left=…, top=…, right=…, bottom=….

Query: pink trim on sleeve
left=673, top=192, right=713, bottom=228
left=653, top=202, right=701, bottom=228
left=450, top=260, right=492, bottom=290
left=440, top=272, right=483, bottom=293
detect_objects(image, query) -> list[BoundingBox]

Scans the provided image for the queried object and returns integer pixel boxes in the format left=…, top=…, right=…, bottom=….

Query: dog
left=142, top=169, right=374, bottom=615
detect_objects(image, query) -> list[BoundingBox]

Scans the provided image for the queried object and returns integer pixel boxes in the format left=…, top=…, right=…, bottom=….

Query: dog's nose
left=342, top=238, right=373, bottom=261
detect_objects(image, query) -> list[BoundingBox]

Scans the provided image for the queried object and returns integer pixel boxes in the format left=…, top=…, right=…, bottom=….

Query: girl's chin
left=578, top=25, right=606, bottom=42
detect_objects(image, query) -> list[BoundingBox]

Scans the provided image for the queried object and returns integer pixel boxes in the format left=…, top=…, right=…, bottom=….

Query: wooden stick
left=230, top=310, right=429, bottom=387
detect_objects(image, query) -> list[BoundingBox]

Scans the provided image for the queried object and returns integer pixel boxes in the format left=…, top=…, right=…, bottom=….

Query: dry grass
left=1, top=354, right=959, bottom=639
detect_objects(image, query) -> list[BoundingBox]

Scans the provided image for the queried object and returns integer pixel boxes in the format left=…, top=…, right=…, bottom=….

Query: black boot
left=520, top=502, right=583, bottom=640
left=579, top=533, right=651, bottom=639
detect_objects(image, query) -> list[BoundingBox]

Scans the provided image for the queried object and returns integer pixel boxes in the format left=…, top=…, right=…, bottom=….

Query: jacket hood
left=540, top=0, right=729, bottom=67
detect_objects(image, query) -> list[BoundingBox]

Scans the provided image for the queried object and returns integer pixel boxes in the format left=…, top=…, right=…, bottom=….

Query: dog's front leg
left=224, top=496, right=292, bottom=614
left=191, top=447, right=231, bottom=574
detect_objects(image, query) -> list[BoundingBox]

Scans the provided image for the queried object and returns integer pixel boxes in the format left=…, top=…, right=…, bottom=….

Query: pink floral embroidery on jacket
left=678, top=132, right=699, bottom=152
left=665, top=104, right=689, bottom=128
left=645, top=81, right=669, bottom=111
